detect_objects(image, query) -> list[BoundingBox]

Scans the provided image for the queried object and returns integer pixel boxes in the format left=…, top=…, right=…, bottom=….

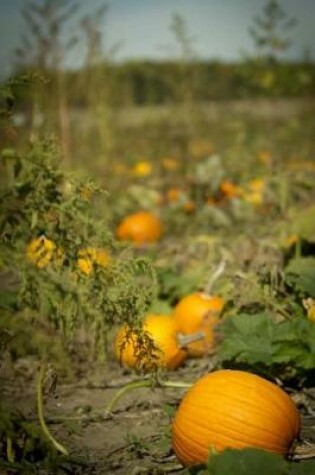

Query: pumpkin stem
left=37, top=363, right=69, bottom=456
left=177, top=331, right=206, bottom=348
left=105, top=378, right=192, bottom=414
left=203, top=258, right=226, bottom=296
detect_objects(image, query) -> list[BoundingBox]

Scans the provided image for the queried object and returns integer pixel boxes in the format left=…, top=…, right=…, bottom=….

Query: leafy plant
left=287, top=205, right=315, bottom=243
left=285, top=258, right=315, bottom=298
left=205, top=448, right=315, bottom=475
left=0, top=140, right=157, bottom=363
left=0, top=403, right=84, bottom=473
left=218, top=313, right=315, bottom=376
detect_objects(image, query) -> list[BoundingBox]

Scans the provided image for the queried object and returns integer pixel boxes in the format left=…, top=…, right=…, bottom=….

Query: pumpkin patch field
left=1, top=95, right=315, bottom=475
left=1, top=4, right=315, bottom=473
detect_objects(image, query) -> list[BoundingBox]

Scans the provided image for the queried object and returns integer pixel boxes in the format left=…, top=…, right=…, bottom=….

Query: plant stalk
left=203, top=259, right=226, bottom=296
left=105, top=379, right=192, bottom=414
left=37, top=364, right=69, bottom=456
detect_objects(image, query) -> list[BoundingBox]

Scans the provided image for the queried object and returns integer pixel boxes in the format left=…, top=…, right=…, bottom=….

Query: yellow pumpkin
left=132, top=161, right=152, bottom=177
left=172, top=369, right=301, bottom=467
left=114, top=314, right=187, bottom=371
left=247, top=178, right=265, bottom=193
left=241, top=178, right=266, bottom=206
left=173, top=292, right=224, bottom=357
left=116, top=211, right=163, bottom=245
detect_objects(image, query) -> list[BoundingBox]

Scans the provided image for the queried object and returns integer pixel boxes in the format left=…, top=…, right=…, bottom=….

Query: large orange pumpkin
left=116, top=211, right=163, bottom=245
left=114, top=314, right=187, bottom=371
left=172, top=370, right=301, bottom=467
left=173, top=292, right=224, bottom=357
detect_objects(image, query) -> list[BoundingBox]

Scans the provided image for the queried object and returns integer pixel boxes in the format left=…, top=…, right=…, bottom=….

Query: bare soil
left=2, top=356, right=315, bottom=475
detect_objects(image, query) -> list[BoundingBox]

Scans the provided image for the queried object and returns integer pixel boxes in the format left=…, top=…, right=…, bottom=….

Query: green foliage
left=0, top=404, right=88, bottom=473
left=0, top=404, right=56, bottom=469
left=218, top=313, right=315, bottom=374
left=155, top=265, right=202, bottom=305
left=0, top=139, right=157, bottom=363
left=0, top=72, right=47, bottom=127
left=204, top=448, right=315, bottom=475
left=60, top=59, right=315, bottom=106
left=125, top=433, right=150, bottom=457
left=288, top=205, right=315, bottom=243
left=285, top=257, right=315, bottom=298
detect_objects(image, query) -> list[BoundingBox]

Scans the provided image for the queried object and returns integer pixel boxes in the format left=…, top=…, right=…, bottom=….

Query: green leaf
left=289, top=461, right=315, bottom=474
left=218, top=313, right=275, bottom=366
left=0, top=291, right=18, bottom=310
left=285, top=257, right=315, bottom=297
left=147, top=299, right=172, bottom=314
left=272, top=318, right=315, bottom=369
left=289, top=205, right=315, bottom=242
left=1, top=147, right=16, bottom=159
left=218, top=313, right=315, bottom=371
left=207, top=448, right=288, bottom=475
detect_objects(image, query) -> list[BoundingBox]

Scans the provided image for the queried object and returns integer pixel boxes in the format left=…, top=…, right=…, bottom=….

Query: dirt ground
left=2, top=355, right=315, bottom=475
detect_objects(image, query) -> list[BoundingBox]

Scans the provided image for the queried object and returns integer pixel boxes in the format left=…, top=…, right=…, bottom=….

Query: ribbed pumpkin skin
left=173, top=293, right=224, bottom=356
left=116, top=211, right=163, bottom=244
left=172, top=370, right=301, bottom=467
left=114, top=314, right=187, bottom=371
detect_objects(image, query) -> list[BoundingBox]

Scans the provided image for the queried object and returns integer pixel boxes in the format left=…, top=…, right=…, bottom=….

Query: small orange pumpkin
left=116, top=211, right=163, bottom=245
left=114, top=314, right=187, bottom=371
left=219, top=180, right=242, bottom=199
left=182, top=200, right=196, bottom=214
left=173, top=292, right=224, bottom=357
left=172, top=369, right=301, bottom=467
left=166, top=187, right=183, bottom=203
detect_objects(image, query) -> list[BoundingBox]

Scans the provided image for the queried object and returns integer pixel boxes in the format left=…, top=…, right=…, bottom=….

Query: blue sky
left=0, top=0, right=314, bottom=77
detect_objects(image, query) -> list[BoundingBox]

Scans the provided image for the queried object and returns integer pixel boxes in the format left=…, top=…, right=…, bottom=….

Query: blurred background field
left=1, top=0, right=314, bottom=176
left=1, top=1, right=314, bottom=235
